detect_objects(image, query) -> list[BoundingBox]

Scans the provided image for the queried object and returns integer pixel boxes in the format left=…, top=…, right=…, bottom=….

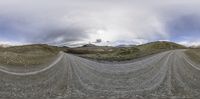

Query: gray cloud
left=0, top=0, right=200, bottom=46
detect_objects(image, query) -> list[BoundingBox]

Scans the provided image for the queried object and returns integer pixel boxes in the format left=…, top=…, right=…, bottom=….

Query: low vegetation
left=0, top=44, right=60, bottom=66
left=185, top=49, right=200, bottom=63
left=0, top=41, right=187, bottom=66
left=68, top=41, right=187, bottom=61
left=136, top=41, right=186, bottom=56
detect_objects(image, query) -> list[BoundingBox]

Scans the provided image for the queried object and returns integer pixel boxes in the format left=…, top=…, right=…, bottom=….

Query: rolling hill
left=136, top=41, right=186, bottom=56
left=0, top=41, right=187, bottom=66
left=69, top=41, right=187, bottom=61
left=0, top=44, right=60, bottom=66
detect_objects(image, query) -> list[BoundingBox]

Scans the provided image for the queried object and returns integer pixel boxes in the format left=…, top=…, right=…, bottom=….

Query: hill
left=0, top=44, right=60, bottom=53
left=0, top=44, right=10, bottom=48
left=136, top=41, right=186, bottom=56
left=82, top=44, right=96, bottom=47
left=0, top=41, right=187, bottom=66
left=0, top=44, right=60, bottom=66
left=70, top=41, right=187, bottom=61
left=66, top=46, right=115, bottom=54
left=137, top=41, right=185, bottom=50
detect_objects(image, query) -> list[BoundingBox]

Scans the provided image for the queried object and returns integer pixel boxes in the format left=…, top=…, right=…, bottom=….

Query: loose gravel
left=0, top=50, right=199, bottom=99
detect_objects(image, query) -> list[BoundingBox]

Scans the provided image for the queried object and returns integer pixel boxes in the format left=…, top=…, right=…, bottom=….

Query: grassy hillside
left=70, top=41, right=187, bottom=61
left=66, top=46, right=116, bottom=54
left=0, top=44, right=60, bottom=66
left=136, top=41, right=186, bottom=56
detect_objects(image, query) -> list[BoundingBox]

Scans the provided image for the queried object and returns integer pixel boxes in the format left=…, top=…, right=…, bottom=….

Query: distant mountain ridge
left=0, top=44, right=11, bottom=48
left=66, top=41, right=187, bottom=61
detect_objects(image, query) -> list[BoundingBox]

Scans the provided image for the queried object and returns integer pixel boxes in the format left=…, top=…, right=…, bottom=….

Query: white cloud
left=0, top=41, right=22, bottom=46
left=178, top=41, right=200, bottom=47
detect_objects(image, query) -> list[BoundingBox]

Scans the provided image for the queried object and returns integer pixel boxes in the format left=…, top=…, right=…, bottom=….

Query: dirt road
left=0, top=50, right=199, bottom=99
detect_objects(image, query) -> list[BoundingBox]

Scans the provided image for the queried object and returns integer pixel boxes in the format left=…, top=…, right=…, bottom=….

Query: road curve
left=0, top=50, right=200, bottom=99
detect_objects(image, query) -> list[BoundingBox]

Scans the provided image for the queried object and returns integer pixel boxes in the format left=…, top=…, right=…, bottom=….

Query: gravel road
left=0, top=50, right=199, bottom=99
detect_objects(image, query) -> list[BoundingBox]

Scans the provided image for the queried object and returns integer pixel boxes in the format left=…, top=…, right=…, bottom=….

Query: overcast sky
left=0, top=0, right=200, bottom=46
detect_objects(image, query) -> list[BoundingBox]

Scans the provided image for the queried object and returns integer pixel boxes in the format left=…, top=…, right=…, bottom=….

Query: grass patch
left=185, top=49, right=200, bottom=63
left=0, top=44, right=60, bottom=66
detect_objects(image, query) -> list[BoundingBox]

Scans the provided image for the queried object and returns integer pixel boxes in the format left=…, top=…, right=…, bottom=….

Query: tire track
left=0, top=53, right=64, bottom=76
left=0, top=50, right=200, bottom=99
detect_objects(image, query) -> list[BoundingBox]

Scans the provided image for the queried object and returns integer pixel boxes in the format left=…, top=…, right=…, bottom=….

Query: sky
left=0, top=0, right=200, bottom=46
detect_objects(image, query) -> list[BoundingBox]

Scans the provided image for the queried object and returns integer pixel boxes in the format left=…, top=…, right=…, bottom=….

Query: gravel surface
left=0, top=50, right=199, bottom=99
